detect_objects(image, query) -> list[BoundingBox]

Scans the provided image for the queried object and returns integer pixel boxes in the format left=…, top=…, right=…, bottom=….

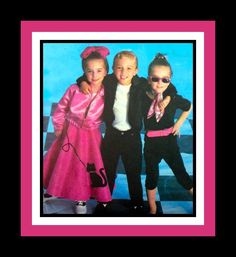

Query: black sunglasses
left=151, top=77, right=170, bottom=83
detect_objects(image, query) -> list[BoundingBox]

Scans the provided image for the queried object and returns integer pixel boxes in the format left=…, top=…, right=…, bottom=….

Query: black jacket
left=102, top=74, right=147, bottom=132
left=76, top=74, right=176, bottom=132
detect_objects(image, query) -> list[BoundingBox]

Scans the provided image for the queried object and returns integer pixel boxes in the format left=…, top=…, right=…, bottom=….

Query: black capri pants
left=144, top=134, right=193, bottom=190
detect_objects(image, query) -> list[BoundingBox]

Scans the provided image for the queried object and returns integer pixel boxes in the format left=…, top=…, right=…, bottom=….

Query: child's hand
left=172, top=122, right=181, bottom=136
left=55, top=130, right=62, bottom=138
left=159, top=96, right=171, bottom=112
left=80, top=81, right=91, bottom=94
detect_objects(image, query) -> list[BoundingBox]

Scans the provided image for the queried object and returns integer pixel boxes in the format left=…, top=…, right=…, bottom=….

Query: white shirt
left=112, top=83, right=132, bottom=131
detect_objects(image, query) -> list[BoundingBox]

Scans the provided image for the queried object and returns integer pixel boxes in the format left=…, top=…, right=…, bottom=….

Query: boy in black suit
left=77, top=51, right=176, bottom=215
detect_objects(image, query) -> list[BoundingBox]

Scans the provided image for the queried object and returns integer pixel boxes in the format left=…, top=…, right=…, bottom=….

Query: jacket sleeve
left=164, top=82, right=177, bottom=99
left=174, top=94, right=191, bottom=111
left=103, top=74, right=116, bottom=87
left=132, top=75, right=147, bottom=85
left=76, top=74, right=88, bottom=87
left=52, top=86, right=74, bottom=132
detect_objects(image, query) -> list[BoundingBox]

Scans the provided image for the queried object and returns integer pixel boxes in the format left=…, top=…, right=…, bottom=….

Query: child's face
left=113, top=56, right=138, bottom=85
left=85, top=59, right=107, bottom=87
left=149, top=65, right=171, bottom=94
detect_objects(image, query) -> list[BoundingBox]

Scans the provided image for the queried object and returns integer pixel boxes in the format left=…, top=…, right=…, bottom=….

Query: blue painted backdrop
left=43, top=43, right=193, bottom=118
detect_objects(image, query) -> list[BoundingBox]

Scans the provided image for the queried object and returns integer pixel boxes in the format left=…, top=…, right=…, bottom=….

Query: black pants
left=102, top=127, right=143, bottom=206
left=144, top=134, right=193, bottom=190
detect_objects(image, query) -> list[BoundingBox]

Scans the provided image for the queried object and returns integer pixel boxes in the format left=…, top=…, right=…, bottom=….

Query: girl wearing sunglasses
left=143, top=53, right=193, bottom=216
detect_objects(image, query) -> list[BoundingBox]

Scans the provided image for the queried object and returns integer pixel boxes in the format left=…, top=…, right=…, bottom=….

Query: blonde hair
left=112, top=50, right=138, bottom=68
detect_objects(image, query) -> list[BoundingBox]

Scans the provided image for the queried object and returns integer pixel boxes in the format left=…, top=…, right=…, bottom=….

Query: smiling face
left=149, top=65, right=171, bottom=94
left=84, top=59, right=107, bottom=87
left=113, top=56, right=138, bottom=85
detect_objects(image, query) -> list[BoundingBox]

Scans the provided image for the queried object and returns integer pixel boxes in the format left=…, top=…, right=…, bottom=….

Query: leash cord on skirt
left=61, top=132, right=87, bottom=168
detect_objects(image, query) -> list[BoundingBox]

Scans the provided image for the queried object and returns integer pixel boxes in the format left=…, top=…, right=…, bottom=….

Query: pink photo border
left=21, top=21, right=215, bottom=236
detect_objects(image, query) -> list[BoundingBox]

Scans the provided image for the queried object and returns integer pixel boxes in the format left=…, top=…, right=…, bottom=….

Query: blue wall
left=43, top=43, right=193, bottom=118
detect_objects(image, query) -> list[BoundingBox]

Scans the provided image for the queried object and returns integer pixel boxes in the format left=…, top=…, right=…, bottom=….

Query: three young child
left=44, top=47, right=193, bottom=216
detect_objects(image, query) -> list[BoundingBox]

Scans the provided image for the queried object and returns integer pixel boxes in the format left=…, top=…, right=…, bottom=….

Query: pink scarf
left=147, top=93, right=164, bottom=122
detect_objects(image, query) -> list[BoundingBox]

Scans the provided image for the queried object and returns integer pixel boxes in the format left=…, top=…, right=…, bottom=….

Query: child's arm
left=172, top=102, right=192, bottom=136
left=52, top=86, right=74, bottom=137
left=159, top=96, right=171, bottom=111
left=81, top=81, right=91, bottom=94
left=55, top=130, right=63, bottom=138
left=159, top=83, right=177, bottom=111
left=76, top=75, right=91, bottom=94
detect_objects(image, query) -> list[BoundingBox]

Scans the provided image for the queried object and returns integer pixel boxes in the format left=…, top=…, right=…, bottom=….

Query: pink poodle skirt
left=43, top=121, right=111, bottom=202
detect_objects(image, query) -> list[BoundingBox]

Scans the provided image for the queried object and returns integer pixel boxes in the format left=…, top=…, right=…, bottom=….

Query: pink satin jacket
left=52, top=84, right=104, bottom=131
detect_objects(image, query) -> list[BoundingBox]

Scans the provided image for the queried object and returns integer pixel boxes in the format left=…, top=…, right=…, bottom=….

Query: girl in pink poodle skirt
left=43, top=46, right=112, bottom=214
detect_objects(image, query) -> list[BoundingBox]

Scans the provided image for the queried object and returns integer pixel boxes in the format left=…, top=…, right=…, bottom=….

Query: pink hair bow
left=80, top=46, right=110, bottom=59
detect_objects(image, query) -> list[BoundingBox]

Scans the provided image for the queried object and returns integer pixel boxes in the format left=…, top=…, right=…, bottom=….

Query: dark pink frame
left=21, top=21, right=215, bottom=236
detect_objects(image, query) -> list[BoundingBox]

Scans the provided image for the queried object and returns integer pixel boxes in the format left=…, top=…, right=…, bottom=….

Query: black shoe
left=93, top=202, right=110, bottom=216
left=129, top=205, right=146, bottom=216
